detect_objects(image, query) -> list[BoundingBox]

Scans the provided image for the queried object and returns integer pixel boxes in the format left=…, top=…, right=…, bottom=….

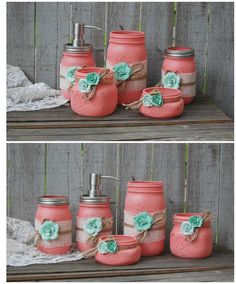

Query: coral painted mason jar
left=35, top=196, right=72, bottom=255
left=76, top=196, right=113, bottom=252
left=170, top=212, right=213, bottom=258
left=70, top=67, right=118, bottom=117
left=60, top=44, right=96, bottom=101
left=95, top=235, right=141, bottom=266
left=139, top=87, right=184, bottom=119
left=162, top=47, right=196, bottom=104
left=106, top=31, right=147, bottom=105
left=124, top=181, right=166, bottom=256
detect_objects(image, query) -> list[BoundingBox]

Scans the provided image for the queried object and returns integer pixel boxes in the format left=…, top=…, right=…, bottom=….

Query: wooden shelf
left=7, top=246, right=233, bottom=282
left=7, top=96, right=233, bottom=141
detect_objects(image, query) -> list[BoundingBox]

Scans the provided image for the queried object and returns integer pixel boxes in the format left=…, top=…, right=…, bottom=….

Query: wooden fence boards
left=207, top=2, right=234, bottom=119
left=7, top=2, right=35, bottom=82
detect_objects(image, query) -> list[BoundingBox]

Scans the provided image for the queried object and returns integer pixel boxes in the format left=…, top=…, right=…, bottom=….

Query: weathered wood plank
left=7, top=123, right=234, bottom=141
left=176, top=2, right=209, bottom=95
left=207, top=3, right=234, bottom=118
left=218, top=144, right=234, bottom=250
left=7, top=2, right=35, bottom=82
left=142, top=3, right=173, bottom=86
left=187, top=144, right=220, bottom=240
left=7, top=144, right=45, bottom=224
left=118, top=144, right=153, bottom=233
left=152, top=144, right=185, bottom=245
left=35, top=3, right=58, bottom=88
left=7, top=246, right=234, bottom=281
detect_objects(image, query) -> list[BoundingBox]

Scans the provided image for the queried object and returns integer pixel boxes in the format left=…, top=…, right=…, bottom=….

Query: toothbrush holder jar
left=76, top=197, right=113, bottom=251
left=139, top=87, right=184, bottom=119
left=106, top=30, right=147, bottom=105
left=124, top=181, right=166, bottom=256
left=70, top=67, right=118, bottom=117
left=95, top=235, right=141, bottom=265
left=60, top=45, right=96, bottom=101
left=161, top=47, right=196, bottom=104
left=35, top=195, right=72, bottom=255
left=170, top=212, right=213, bottom=258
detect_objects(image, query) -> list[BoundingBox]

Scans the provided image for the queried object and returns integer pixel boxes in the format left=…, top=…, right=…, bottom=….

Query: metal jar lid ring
left=164, top=47, right=195, bottom=58
left=38, top=195, right=69, bottom=205
left=64, top=43, right=93, bottom=53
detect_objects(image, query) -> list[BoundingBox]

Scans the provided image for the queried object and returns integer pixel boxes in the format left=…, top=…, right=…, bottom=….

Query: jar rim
left=164, top=46, right=195, bottom=57
left=38, top=195, right=69, bottom=205
left=143, top=87, right=181, bottom=102
left=128, top=181, right=163, bottom=189
left=76, top=67, right=114, bottom=78
left=173, top=213, right=211, bottom=224
left=99, top=235, right=138, bottom=247
left=110, top=30, right=145, bottom=38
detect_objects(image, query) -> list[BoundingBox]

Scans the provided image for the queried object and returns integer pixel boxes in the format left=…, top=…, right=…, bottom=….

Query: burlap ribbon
left=27, top=219, right=71, bottom=246
left=124, top=210, right=166, bottom=243
left=117, top=62, right=147, bottom=92
left=155, top=70, right=196, bottom=88
left=76, top=68, right=114, bottom=101
left=76, top=217, right=113, bottom=247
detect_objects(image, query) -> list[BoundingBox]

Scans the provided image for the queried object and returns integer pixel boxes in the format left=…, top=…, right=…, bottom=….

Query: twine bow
left=186, top=211, right=211, bottom=243
left=117, top=62, right=146, bottom=92
left=78, top=69, right=114, bottom=101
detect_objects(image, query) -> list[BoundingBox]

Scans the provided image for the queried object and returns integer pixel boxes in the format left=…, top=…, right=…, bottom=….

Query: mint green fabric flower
left=143, top=95, right=153, bottom=107
left=78, top=79, right=92, bottom=94
left=86, top=72, right=101, bottom=86
left=113, top=62, right=133, bottom=81
left=162, top=72, right=180, bottom=89
left=65, top=66, right=78, bottom=85
left=180, top=221, right=194, bottom=236
left=39, top=220, right=59, bottom=241
left=133, top=212, right=154, bottom=232
left=189, top=216, right=203, bottom=228
left=152, top=92, right=163, bottom=107
left=84, top=217, right=102, bottom=236
left=98, top=240, right=118, bottom=254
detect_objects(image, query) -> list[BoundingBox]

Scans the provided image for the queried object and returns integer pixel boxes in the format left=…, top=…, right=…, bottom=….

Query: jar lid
left=38, top=195, right=69, bottom=205
left=80, top=195, right=109, bottom=204
left=164, top=47, right=195, bottom=58
left=64, top=43, right=93, bottom=53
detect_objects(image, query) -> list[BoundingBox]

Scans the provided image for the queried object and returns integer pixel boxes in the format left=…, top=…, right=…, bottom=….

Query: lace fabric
left=7, top=217, right=84, bottom=267
left=7, top=65, right=68, bottom=112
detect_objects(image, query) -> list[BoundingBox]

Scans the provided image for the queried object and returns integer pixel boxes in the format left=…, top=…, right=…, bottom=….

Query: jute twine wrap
left=176, top=211, right=211, bottom=243
left=124, top=210, right=166, bottom=243
left=117, top=62, right=147, bottom=92
left=76, top=68, right=114, bottom=101
left=80, top=236, right=137, bottom=259
left=27, top=219, right=71, bottom=246
left=76, top=217, right=113, bottom=247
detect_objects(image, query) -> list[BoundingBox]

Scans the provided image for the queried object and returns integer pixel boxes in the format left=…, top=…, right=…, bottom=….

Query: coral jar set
left=60, top=24, right=196, bottom=119
left=34, top=175, right=212, bottom=266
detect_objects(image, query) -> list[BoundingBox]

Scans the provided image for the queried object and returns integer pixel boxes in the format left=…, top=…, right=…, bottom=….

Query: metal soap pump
left=60, top=23, right=101, bottom=100
left=76, top=173, right=119, bottom=251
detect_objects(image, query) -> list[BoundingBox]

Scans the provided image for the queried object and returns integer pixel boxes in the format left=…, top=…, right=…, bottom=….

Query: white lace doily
left=7, top=65, right=68, bottom=112
left=7, top=217, right=84, bottom=267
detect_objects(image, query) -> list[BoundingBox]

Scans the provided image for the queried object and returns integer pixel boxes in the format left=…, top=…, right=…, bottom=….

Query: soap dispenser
left=76, top=173, right=119, bottom=251
left=60, top=23, right=101, bottom=100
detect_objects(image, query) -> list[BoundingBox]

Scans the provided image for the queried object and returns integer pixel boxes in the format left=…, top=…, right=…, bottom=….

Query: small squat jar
left=162, top=47, right=196, bottom=104
left=106, top=30, right=147, bottom=105
left=76, top=196, right=113, bottom=252
left=170, top=213, right=213, bottom=258
left=124, top=181, right=166, bottom=256
left=60, top=45, right=96, bottom=100
left=139, top=87, right=184, bottom=119
left=70, top=67, right=118, bottom=117
left=35, top=195, right=72, bottom=255
left=95, top=235, right=141, bottom=266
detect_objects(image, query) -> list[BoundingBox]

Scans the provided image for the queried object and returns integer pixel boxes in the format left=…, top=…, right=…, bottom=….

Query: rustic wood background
left=7, top=143, right=234, bottom=250
left=7, top=2, right=234, bottom=118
